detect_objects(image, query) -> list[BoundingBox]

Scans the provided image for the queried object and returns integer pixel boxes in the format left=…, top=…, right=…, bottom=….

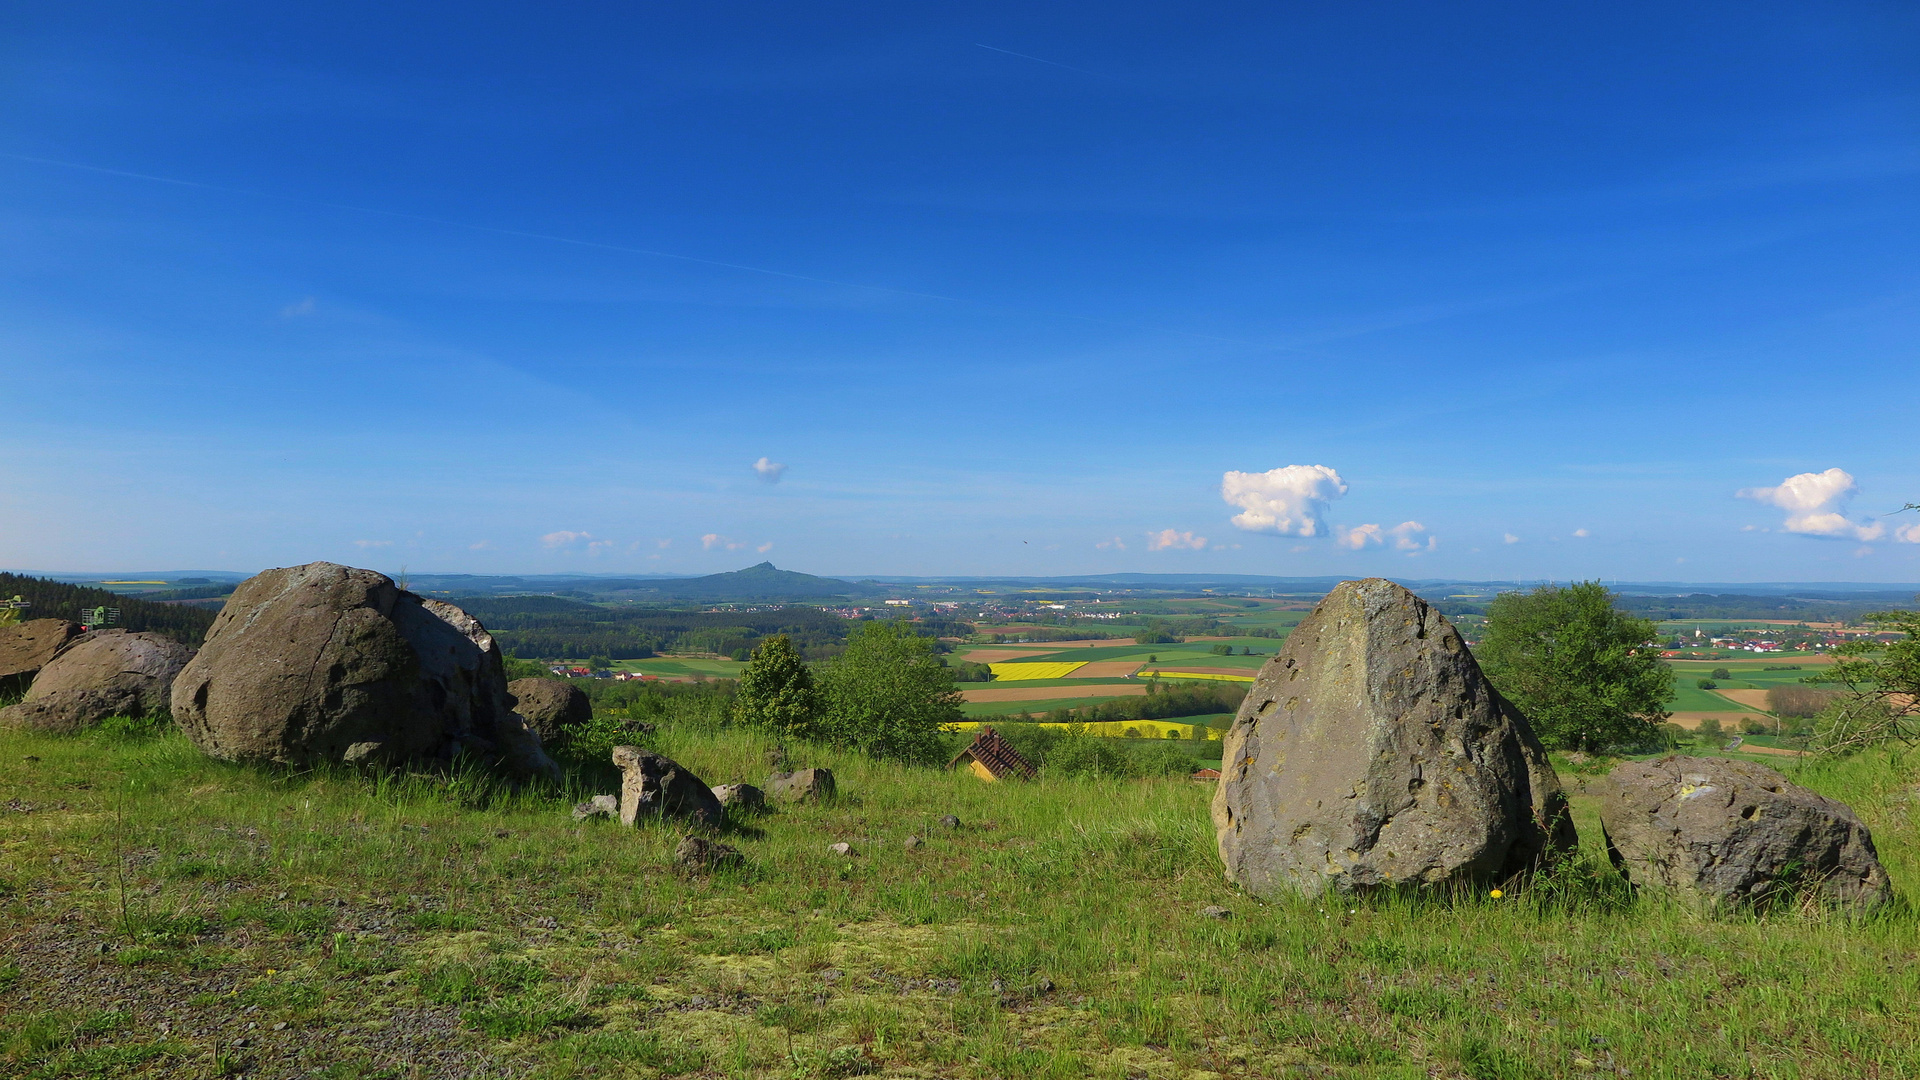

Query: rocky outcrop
left=507, top=678, right=592, bottom=742
left=1597, top=755, right=1892, bottom=909
left=0, top=619, right=82, bottom=690
left=0, top=630, right=194, bottom=733
left=612, top=746, right=722, bottom=828
left=767, top=768, right=836, bottom=803
left=1212, top=578, right=1575, bottom=898
left=169, top=562, right=556, bottom=779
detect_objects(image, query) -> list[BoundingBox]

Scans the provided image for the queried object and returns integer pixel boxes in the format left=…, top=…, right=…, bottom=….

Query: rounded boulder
left=507, top=678, right=593, bottom=742
left=0, top=630, right=194, bottom=733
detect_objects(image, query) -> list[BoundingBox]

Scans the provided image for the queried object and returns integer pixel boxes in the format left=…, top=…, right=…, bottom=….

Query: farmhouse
left=948, top=726, right=1036, bottom=782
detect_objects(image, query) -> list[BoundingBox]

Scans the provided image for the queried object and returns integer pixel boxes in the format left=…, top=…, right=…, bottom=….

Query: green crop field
left=4, top=721, right=1919, bottom=1079
left=961, top=695, right=1153, bottom=717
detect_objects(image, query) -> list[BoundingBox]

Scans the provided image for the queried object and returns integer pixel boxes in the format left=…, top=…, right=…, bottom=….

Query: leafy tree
left=1711, top=667, right=1732, bottom=681
left=815, top=621, right=961, bottom=764
left=1697, top=678, right=1718, bottom=690
left=1476, top=581, right=1674, bottom=751
left=1808, top=607, right=1920, bottom=754
left=587, top=654, right=614, bottom=672
left=734, top=634, right=821, bottom=739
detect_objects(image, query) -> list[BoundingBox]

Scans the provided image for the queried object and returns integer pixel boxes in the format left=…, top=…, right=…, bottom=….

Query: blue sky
left=3, top=2, right=1916, bottom=581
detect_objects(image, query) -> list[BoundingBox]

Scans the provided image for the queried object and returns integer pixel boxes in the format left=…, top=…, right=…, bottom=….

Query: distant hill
left=636, top=563, right=879, bottom=601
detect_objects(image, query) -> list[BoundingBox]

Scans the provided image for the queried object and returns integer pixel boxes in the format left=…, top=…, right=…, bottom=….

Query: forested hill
left=0, top=572, right=218, bottom=644
left=448, top=595, right=853, bottom=660
left=634, top=563, right=881, bottom=600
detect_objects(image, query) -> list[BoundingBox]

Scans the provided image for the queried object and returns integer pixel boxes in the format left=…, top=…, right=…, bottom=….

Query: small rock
left=272, top=1022, right=287, bottom=1031
left=571, top=794, right=618, bottom=822
left=903, top=835, right=924, bottom=850
left=828, top=842, right=855, bottom=857
left=939, top=814, right=961, bottom=830
left=675, top=835, right=745, bottom=871
left=1200, top=905, right=1232, bottom=920
left=711, top=783, right=766, bottom=813
left=614, top=747, right=723, bottom=828
left=767, top=768, right=836, bottom=803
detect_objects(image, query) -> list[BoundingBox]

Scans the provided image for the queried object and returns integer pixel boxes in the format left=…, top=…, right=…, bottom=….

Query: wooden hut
left=948, top=726, right=1036, bottom=782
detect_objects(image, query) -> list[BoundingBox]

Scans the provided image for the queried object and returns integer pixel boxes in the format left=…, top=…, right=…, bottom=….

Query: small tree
left=587, top=654, right=614, bottom=672
left=1711, top=667, right=1732, bottom=681
left=734, top=634, right=822, bottom=740
left=1476, top=581, right=1674, bottom=751
left=815, top=621, right=961, bottom=764
left=1808, top=607, right=1920, bottom=754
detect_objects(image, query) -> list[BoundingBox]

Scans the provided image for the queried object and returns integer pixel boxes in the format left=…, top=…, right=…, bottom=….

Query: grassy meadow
left=5, top=719, right=1920, bottom=1079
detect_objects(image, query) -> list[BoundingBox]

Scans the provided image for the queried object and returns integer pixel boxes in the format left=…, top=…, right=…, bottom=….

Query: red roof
left=949, top=726, right=1037, bottom=780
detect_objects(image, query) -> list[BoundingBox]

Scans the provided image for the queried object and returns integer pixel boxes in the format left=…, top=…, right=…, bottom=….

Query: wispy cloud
left=1096, top=537, right=1127, bottom=551
left=468, top=540, right=494, bottom=551
left=757, top=541, right=774, bottom=553
left=702, top=533, right=746, bottom=551
left=542, top=530, right=592, bottom=549
left=1339, top=521, right=1435, bottom=552
left=1737, top=469, right=1886, bottom=541
left=1503, top=533, right=1521, bottom=544
left=1147, top=529, right=1207, bottom=551
left=1222, top=465, right=1347, bottom=537
left=279, top=297, right=316, bottom=318
left=1573, top=528, right=1590, bottom=538
left=753, top=457, right=787, bottom=484
left=353, top=539, right=392, bottom=549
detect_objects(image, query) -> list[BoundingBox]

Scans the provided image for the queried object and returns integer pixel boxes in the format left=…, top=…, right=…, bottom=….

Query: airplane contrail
left=1, top=151, right=1242, bottom=345
left=973, top=43, right=1113, bottom=80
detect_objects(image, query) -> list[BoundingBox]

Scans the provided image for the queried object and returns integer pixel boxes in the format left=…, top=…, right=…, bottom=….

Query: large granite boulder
left=1597, top=756, right=1892, bottom=909
left=507, top=678, right=592, bottom=742
left=1212, top=578, right=1575, bottom=897
left=0, top=619, right=83, bottom=691
left=170, top=562, right=557, bottom=779
left=612, top=745, right=722, bottom=828
left=0, top=630, right=194, bottom=733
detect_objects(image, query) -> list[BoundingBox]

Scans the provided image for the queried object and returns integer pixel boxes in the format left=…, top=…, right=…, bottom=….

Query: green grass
left=5, top=721, right=1920, bottom=1078
left=617, top=657, right=748, bottom=679
left=1668, top=683, right=1765, bottom=713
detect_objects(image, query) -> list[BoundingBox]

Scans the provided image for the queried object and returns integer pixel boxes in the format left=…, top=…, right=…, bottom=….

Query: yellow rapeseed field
left=986, top=661, right=1087, bottom=680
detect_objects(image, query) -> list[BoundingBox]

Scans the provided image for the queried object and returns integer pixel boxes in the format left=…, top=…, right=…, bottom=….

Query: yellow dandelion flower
left=1489, top=889, right=1504, bottom=899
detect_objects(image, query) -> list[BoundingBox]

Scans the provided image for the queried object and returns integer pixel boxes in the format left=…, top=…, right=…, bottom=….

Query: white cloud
left=542, top=530, right=591, bottom=549
left=1096, top=537, right=1127, bottom=551
left=656, top=538, right=672, bottom=549
left=468, top=540, right=494, bottom=551
left=280, top=297, right=316, bottom=318
left=353, top=539, right=392, bottom=549
left=587, top=539, right=614, bottom=554
left=1737, top=469, right=1885, bottom=541
left=1339, top=521, right=1434, bottom=552
left=1503, top=533, right=1520, bottom=544
left=1897, top=523, right=1920, bottom=544
left=1221, top=465, right=1347, bottom=537
left=1573, top=528, right=1590, bottom=538
left=757, top=541, right=774, bottom=553
left=702, top=533, right=746, bottom=551
left=753, top=457, right=787, bottom=484
left=1147, top=529, right=1207, bottom=551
